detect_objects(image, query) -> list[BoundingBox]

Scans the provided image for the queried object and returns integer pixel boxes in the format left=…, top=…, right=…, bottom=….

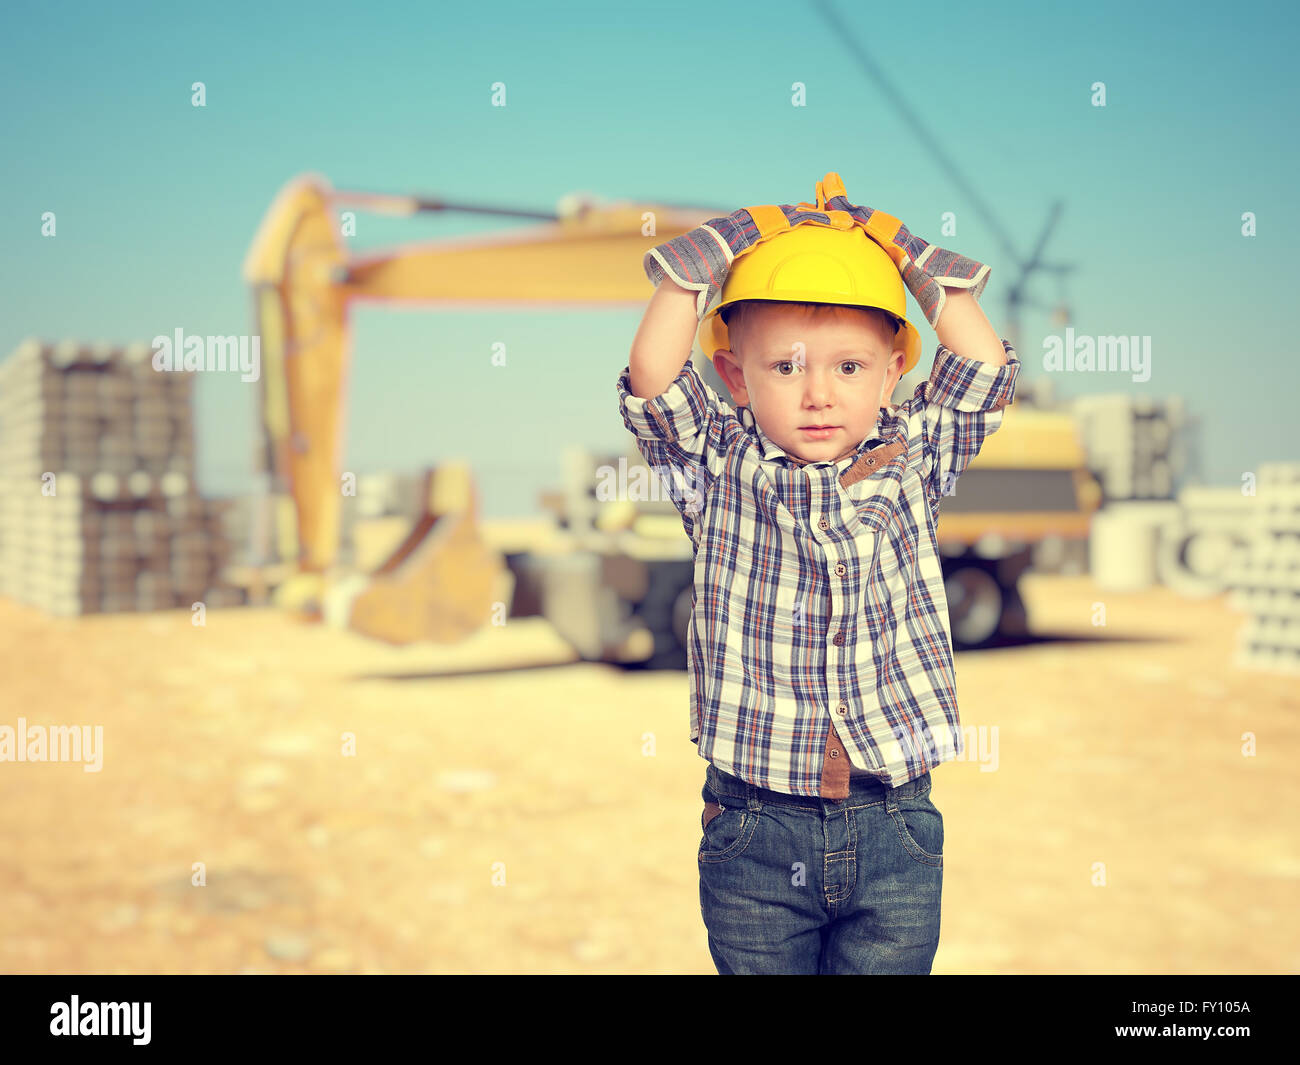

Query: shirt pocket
left=848, top=451, right=908, bottom=534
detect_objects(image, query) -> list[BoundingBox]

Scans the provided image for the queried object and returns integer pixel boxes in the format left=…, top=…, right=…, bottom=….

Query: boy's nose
left=803, top=374, right=833, bottom=405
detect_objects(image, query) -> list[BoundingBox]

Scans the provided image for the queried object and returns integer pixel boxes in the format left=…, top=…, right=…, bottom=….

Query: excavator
left=240, top=174, right=1101, bottom=658
left=239, top=174, right=718, bottom=645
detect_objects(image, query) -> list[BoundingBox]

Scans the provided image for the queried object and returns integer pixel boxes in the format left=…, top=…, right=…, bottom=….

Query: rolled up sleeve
left=925, top=341, right=1020, bottom=412
left=904, top=341, right=1022, bottom=505
left=615, top=359, right=741, bottom=471
left=615, top=359, right=741, bottom=539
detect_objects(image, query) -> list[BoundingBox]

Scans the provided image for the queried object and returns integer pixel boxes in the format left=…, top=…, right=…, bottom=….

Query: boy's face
left=712, top=304, right=908, bottom=465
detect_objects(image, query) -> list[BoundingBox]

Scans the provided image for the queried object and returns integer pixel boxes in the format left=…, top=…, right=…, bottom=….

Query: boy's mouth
left=799, top=425, right=839, bottom=438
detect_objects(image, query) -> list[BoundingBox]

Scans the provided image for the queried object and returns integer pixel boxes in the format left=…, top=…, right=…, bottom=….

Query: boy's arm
left=618, top=184, right=881, bottom=528
left=902, top=286, right=1021, bottom=503
left=933, top=287, right=1008, bottom=367
left=620, top=279, right=737, bottom=472
left=616, top=280, right=743, bottom=535
left=628, top=279, right=699, bottom=398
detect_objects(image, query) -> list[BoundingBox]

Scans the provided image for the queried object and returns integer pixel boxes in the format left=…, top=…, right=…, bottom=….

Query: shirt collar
left=737, top=405, right=889, bottom=471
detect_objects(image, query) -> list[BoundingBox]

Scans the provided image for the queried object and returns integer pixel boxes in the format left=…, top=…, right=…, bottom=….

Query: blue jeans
left=698, top=761, right=943, bottom=974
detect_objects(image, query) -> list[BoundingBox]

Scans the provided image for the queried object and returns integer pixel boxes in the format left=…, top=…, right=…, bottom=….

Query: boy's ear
left=884, top=347, right=907, bottom=398
left=712, top=350, right=748, bottom=403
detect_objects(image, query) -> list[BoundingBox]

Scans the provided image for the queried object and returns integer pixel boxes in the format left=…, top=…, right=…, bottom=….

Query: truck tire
left=943, top=562, right=1004, bottom=650
left=628, top=561, right=693, bottom=671
left=671, top=583, right=693, bottom=651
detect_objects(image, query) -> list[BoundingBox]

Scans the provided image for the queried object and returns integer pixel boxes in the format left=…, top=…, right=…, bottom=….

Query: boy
left=615, top=173, right=1020, bottom=974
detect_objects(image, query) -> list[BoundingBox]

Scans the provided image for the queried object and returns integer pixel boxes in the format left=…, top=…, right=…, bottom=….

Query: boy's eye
left=771, top=361, right=867, bottom=376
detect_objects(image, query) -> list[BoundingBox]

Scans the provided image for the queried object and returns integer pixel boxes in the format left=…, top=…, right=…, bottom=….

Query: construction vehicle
left=535, top=355, right=1102, bottom=669
left=238, top=174, right=718, bottom=645
left=237, top=173, right=1099, bottom=662
left=927, top=389, right=1102, bottom=649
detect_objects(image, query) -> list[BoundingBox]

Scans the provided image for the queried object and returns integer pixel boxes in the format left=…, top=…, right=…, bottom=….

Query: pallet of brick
left=0, top=338, right=219, bottom=616
left=204, top=495, right=256, bottom=565
left=1153, top=485, right=1256, bottom=597
left=0, top=340, right=194, bottom=479
left=0, top=472, right=178, bottom=615
left=1070, top=394, right=1188, bottom=502
left=1226, top=462, right=1300, bottom=674
left=0, top=474, right=119, bottom=615
left=187, top=496, right=251, bottom=606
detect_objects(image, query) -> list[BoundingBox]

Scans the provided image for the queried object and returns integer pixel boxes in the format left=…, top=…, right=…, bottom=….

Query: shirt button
left=834, top=562, right=847, bottom=577
left=818, top=516, right=830, bottom=530
left=837, top=701, right=848, bottom=714
left=833, top=632, right=845, bottom=646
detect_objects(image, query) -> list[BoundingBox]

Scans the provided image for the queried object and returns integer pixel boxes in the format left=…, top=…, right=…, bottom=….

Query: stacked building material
left=0, top=338, right=240, bottom=615
left=1069, top=394, right=1189, bottom=502
left=1227, top=462, right=1300, bottom=674
left=1149, top=485, right=1255, bottom=598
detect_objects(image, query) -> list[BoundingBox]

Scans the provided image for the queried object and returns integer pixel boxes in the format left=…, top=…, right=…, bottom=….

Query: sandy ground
left=0, top=573, right=1296, bottom=975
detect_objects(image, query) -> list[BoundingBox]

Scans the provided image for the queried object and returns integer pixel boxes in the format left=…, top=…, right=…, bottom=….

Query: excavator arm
left=241, top=174, right=713, bottom=644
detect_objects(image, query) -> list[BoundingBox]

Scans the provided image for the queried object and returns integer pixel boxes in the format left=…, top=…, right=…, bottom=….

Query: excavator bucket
left=336, top=463, right=504, bottom=646
left=244, top=173, right=719, bottom=645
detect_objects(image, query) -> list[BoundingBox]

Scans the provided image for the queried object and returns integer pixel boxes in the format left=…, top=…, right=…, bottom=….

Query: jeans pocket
left=887, top=792, right=944, bottom=866
left=698, top=799, right=761, bottom=864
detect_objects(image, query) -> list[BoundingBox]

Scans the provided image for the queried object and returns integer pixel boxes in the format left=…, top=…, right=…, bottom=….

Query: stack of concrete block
left=1152, top=485, right=1256, bottom=598
left=1227, top=462, right=1300, bottom=674
left=201, top=493, right=260, bottom=568
left=1070, top=394, right=1189, bottom=502
left=0, top=338, right=240, bottom=615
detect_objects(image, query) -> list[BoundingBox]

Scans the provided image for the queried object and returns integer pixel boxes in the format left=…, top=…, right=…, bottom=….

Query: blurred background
left=0, top=0, right=1296, bottom=974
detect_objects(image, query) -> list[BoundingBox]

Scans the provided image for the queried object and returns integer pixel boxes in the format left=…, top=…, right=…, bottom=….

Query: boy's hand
left=814, top=171, right=991, bottom=330
left=643, top=201, right=839, bottom=322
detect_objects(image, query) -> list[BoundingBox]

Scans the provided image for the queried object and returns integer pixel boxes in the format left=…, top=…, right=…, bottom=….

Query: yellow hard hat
left=697, top=222, right=922, bottom=377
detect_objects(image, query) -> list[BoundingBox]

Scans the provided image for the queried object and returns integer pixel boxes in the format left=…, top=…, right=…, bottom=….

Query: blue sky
left=2, top=0, right=1296, bottom=517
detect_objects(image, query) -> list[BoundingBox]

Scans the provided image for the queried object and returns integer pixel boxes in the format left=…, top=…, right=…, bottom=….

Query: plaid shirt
left=615, top=341, right=1021, bottom=796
